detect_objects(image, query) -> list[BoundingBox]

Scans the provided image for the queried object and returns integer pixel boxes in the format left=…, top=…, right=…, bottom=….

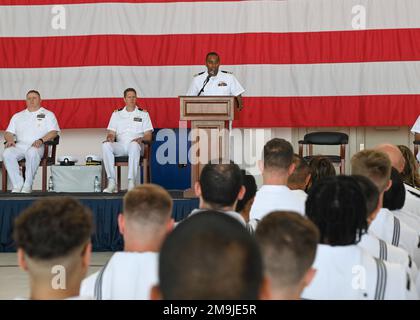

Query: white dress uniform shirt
left=369, top=208, right=420, bottom=267
left=302, top=244, right=418, bottom=300
left=290, top=189, right=308, bottom=203
left=403, top=184, right=420, bottom=217
left=411, top=115, right=420, bottom=134
left=249, top=185, right=305, bottom=221
left=80, top=252, right=158, bottom=300
left=102, top=106, right=153, bottom=181
left=392, top=208, right=420, bottom=233
left=3, top=107, right=60, bottom=189
left=411, top=115, right=420, bottom=162
left=358, top=233, right=418, bottom=282
left=186, top=70, right=245, bottom=96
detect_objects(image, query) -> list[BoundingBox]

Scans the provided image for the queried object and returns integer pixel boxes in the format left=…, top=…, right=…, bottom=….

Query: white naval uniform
left=369, top=208, right=420, bottom=267
left=249, top=185, right=305, bottom=221
left=403, top=184, right=420, bottom=217
left=290, top=189, right=308, bottom=203
left=102, top=106, right=153, bottom=181
left=411, top=115, right=420, bottom=162
left=80, top=251, right=158, bottom=300
left=186, top=70, right=245, bottom=96
left=302, top=244, right=418, bottom=300
left=2, top=107, right=60, bottom=189
left=358, top=233, right=418, bottom=282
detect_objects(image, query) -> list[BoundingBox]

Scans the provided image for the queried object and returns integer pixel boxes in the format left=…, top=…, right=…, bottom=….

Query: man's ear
left=150, top=285, right=162, bottom=300
left=118, top=213, right=125, bottom=235
left=17, top=248, right=28, bottom=272
left=384, top=179, right=392, bottom=192
left=288, top=163, right=296, bottom=176
left=194, top=181, right=202, bottom=197
left=82, top=242, right=92, bottom=271
left=167, top=218, right=175, bottom=233
left=302, top=267, right=317, bottom=289
left=259, top=276, right=272, bottom=300
left=237, top=185, right=246, bottom=201
left=257, top=160, right=264, bottom=174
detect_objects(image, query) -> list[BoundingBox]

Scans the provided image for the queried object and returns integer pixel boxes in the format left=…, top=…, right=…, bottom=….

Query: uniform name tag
left=133, top=117, right=142, bottom=122
left=218, top=81, right=227, bottom=87
left=37, top=113, right=45, bottom=119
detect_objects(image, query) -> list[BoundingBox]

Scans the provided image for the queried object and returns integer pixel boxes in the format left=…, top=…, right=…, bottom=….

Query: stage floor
left=0, top=190, right=199, bottom=252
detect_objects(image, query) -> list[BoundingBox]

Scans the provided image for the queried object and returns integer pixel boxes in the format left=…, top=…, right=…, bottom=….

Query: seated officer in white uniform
left=81, top=184, right=174, bottom=299
left=302, top=176, right=417, bottom=300
left=186, top=52, right=245, bottom=110
left=3, top=90, right=60, bottom=193
left=102, top=88, right=153, bottom=193
left=411, top=115, right=420, bottom=162
left=353, top=175, right=418, bottom=282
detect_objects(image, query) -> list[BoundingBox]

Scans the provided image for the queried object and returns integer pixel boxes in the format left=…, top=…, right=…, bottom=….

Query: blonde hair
left=351, top=150, right=391, bottom=193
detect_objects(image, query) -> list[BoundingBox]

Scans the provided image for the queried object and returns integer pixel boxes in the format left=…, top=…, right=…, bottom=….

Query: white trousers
left=102, top=141, right=143, bottom=181
left=3, top=143, right=44, bottom=189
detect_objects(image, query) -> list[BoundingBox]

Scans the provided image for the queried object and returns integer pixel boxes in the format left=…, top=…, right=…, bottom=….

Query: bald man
left=375, top=144, right=420, bottom=217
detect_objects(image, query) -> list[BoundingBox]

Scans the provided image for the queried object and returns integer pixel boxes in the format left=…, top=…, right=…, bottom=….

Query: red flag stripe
left=1, top=29, right=420, bottom=68
left=1, top=95, right=419, bottom=129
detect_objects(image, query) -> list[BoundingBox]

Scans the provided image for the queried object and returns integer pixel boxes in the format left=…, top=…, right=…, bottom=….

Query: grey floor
left=0, top=252, right=113, bottom=299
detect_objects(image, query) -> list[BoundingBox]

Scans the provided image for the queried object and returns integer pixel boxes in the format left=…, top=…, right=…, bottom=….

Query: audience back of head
left=262, top=138, right=294, bottom=174
left=398, top=145, right=420, bottom=188
left=255, top=211, right=319, bottom=299
left=287, top=154, right=311, bottom=191
left=307, top=156, right=336, bottom=191
left=14, top=197, right=93, bottom=299
left=236, top=171, right=257, bottom=221
left=383, top=167, right=406, bottom=211
left=351, top=149, right=392, bottom=193
left=306, top=176, right=368, bottom=245
left=155, top=211, right=265, bottom=300
left=198, top=162, right=244, bottom=210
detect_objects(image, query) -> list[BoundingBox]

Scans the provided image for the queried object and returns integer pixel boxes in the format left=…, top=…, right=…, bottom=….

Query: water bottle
left=94, top=176, right=101, bottom=192
left=48, top=176, right=54, bottom=192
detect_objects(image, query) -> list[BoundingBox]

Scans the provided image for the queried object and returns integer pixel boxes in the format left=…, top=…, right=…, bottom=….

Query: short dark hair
left=256, top=211, right=319, bottom=290
left=14, top=197, right=93, bottom=260
left=263, top=138, right=294, bottom=171
left=288, top=154, right=311, bottom=186
left=308, top=156, right=336, bottom=189
left=383, top=167, right=406, bottom=210
left=306, top=176, right=368, bottom=246
left=26, top=90, right=41, bottom=98
left=199, top=163, right=243, bottom=209
left=206, top=52, right=220, bottom=61
left=352, top=175, right=380, bottom=218
left=236, top=171, right=257, bottom=213
left=159, top=211, right=263, bottom=299
left=123, top=184, right=173, bottom=226
left=123, top=88, right=137, bottom=98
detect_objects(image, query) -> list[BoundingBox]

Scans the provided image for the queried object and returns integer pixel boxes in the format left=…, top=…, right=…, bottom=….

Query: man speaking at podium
left=186, top=52, right=245, bottom=110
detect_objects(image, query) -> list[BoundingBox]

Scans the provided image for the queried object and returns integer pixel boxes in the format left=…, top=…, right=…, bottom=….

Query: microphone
left=197, top=71, right=214, bottom=96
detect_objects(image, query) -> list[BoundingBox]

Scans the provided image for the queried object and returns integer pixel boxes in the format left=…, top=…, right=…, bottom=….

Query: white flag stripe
left=1, top=0, right=420, bottom=37
left=1, top=62, right=420, bottom=100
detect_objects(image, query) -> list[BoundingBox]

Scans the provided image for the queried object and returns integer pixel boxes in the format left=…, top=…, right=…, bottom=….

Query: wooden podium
left=179, top=96, right=239, bottom=198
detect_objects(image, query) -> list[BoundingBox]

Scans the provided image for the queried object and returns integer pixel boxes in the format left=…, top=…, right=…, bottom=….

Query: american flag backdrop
left=1, top=0, right=420, bottom=129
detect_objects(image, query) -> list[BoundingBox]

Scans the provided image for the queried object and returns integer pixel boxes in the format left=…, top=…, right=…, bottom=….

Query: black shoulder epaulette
left=221, top=70, right=233, bottom=74
left=194, top=71, right=205, bottom=77
left=114, top=107, right=123, bottom=112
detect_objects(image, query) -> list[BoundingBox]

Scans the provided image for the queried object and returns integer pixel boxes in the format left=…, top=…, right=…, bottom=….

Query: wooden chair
left=101, top=140, right=152, bottom=192
left=298, top=132, right=349, bottom=174
left=2, top=136, right=60, bottom=192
